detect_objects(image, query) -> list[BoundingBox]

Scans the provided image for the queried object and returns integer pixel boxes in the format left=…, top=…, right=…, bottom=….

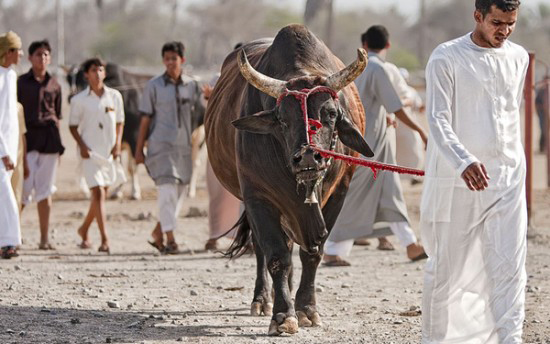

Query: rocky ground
left=0, top=121, right=549, bottom=343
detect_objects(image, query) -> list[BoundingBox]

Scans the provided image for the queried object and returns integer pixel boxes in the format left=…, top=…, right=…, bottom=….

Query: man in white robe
left=0, top=31, right=23, bottom=259
left=421, top=1, right=527, bottom=342
left=323, top=25, right=428, bottom=266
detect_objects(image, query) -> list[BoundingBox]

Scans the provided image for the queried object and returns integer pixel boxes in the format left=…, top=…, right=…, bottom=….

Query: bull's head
left=233, top=49, right=373, bottom=190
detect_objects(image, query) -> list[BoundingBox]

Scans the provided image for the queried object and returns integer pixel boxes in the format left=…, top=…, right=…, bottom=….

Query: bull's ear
left=336, top=110, right=374, bottom=157
left=231, top=109, right=277, bottom=134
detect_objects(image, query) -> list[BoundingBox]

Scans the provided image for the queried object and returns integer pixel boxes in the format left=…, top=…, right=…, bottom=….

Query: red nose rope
left=276, top=86, right=424, bottom=179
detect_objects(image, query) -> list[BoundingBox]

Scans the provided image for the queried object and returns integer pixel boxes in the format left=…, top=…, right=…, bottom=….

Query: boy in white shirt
left=69, top=58, right=124, bottom=254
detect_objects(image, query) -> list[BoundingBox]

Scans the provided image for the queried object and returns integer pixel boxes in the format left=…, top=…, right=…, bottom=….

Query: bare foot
left=377, top=237, right=395, bottom=251
left=77, top=227, right=91, bottom=249
left=407, top=243, right=427, bottom=261
left=38, top=242, right=55, bottom=250
left=322, top=254, right=351, bottom=267
left=150, top=225, right=163, bottom=248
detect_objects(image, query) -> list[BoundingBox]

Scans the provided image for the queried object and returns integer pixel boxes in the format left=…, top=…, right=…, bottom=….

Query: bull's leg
left=295, top=248, right=323, bottom=327
left=250, top=232, right=273, bottom=317
left=246, top=201, right=298, bottom=336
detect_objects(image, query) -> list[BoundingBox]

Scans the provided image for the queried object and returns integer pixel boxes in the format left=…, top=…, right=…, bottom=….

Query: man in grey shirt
left=323, top=25, right=428, bottom=266
left=135, top=41, right=205, bottom=254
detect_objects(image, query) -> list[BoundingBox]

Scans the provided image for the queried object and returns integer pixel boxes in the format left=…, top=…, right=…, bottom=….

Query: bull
left=205, top=24, right=373, bottom=335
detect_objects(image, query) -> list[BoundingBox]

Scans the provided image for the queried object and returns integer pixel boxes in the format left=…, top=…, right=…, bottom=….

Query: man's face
left=84, top=64, right=106, bottom=88
left=29, top=47, right=51, bottom=71
left=474, top=5, right=518, bottom=48
left=4, top=48, right=23, bottom=66
left=162, top=51, right=184, bottom=75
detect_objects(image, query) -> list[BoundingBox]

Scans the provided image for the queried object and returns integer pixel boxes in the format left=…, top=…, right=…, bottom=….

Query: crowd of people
left=0, top=0, right=532, bottom=342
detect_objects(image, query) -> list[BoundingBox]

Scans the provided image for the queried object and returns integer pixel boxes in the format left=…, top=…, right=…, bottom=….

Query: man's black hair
left=234, top=42, right=243, bottom=50
left=162, top=41, right=185, bottom=58
left=28, top=39, right=51, bottom=56
left=81, top=57, right=106, bottom=73
left=475, top=0, right=521, bottom=17
left=361, top=25, right=389, bottom=51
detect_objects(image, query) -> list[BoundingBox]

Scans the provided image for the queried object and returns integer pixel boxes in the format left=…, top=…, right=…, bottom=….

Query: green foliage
left=388, top=48, right=420, bottom=70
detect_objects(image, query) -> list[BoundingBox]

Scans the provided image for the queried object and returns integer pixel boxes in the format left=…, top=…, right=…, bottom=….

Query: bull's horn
left=237, top=49, right=287, bottom=99
left=325, top=48, right=368, bottom=92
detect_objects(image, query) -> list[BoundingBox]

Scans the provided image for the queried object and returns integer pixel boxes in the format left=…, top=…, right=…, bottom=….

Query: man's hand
left=386, top=116, right=398, bottom=128
left=79, top=144, right=90, bottom=159
left=135, top=150, right=145, bottom=165
left=461, top=162, right=490, bottom=191
left=111, top=143, right=121, bottom=159
left=1, top=156, right=14, bottom=171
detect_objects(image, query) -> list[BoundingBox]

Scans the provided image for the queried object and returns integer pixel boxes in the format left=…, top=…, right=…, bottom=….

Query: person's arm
left=394, top=108, right=428, bottom=145
left=111, top=92, right=125, bottom=159
left=55, top=83, right=62, bottom=127
left=23, top=135, right=29, bottom=178
left=134, top=115, right=150, bottom=164
left=68, top=98, right=90, bottom=159
left=0, top=74, right=13, bottom=169
left=69, top=126, right=90, bottom=159
left=111, top=122, right=123, bottom=159
left=426, top=54, right=488, bottom=191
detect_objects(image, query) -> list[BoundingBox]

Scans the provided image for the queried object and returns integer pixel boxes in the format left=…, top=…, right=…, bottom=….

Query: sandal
left=204, top=239, right=218, bottom=251
left=377, top=238, right=395, bottom=251
left=322, top=255, right=351, bottom=267
left=1, top=246, right=19, bottom=259
left=78, top=241, right=92, bottom=249
left=148, top=240, right=165, bottom=252
left=410, top=252, right=428, bottom=262
left=163, top=242, right=179, bottom=255
left=98, top=244, right=110, bottom=254
left=353, top=238, right=371, bottom=246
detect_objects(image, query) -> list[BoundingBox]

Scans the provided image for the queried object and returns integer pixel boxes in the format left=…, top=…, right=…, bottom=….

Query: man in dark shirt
left=17, top=39, right=64, bottom=250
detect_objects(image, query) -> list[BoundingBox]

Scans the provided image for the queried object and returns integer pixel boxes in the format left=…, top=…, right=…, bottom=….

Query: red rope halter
left=277, top=86, right=425, bottom=179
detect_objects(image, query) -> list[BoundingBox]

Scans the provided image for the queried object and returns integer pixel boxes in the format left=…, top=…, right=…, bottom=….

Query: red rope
left=277, top=86, right=425, bottom=178
left=313, top=147, right=424, bottom=179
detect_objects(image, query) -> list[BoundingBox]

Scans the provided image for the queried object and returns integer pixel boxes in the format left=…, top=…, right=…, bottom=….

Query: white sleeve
left=0, top=74, right=12, bottom=157
left=115, top=91, right=125, bottom=123
left=68, top=97, right=82, bottom=127
left=425, top=54, right=478, bottom=175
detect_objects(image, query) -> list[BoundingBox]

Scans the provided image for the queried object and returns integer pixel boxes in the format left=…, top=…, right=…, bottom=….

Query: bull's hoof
left=268, top=314, right=298, bottom=336
left=250, top=301, right=273, bottom=316
left=297, top=310, right=322, bottom=327
left=130, top=192, right=141, bottom=200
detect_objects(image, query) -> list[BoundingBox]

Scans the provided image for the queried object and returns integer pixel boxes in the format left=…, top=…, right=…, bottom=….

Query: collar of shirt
left=86, top=86, right=108, bottom=98
left=367, top=51, right=385, bottom=63
left=27, top=68, right=51, bottom=84
left=464, top=32, right=507, bottom=55
left=162, top=72, right=187, bottom=87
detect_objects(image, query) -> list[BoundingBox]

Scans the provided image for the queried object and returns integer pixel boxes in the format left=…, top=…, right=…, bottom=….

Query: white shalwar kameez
left=421, top=33, right=528, bottom=344
left=0, top=66, right=21, bottom=247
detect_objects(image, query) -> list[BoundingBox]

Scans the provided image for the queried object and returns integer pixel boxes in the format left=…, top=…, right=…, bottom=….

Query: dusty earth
left=1, top=104, right=550, bottom=343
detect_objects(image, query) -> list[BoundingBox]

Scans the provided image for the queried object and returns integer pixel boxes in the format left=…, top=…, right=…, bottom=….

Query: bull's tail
left=223, top=211, right=253, bottom=259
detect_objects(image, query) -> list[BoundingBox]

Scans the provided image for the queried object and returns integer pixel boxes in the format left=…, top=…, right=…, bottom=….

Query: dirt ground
left=1, top=107, right=550, bottom=343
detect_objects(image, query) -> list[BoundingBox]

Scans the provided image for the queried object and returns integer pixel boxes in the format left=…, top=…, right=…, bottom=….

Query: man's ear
left=474, top=10, right=483, bottom=24
left=335, top=109, right=374, bottom=157
left=232, top=109, right=278, bottom=134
